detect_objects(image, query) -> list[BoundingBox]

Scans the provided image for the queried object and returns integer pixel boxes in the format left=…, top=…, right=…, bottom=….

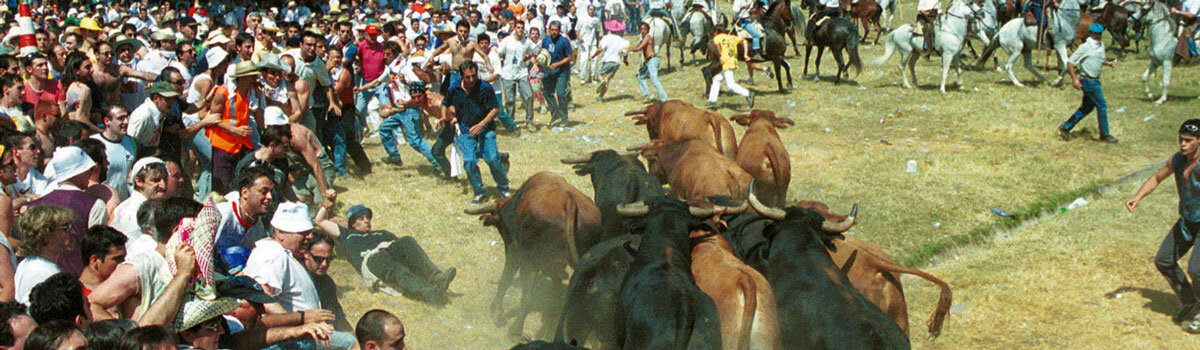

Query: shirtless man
left=626, top=22, right=668, bottom=102
left=421, top=20, right=494, bottom=92
left=92, top=41, right=157, bottom=120
left=285, top=121, right=335, bottom=203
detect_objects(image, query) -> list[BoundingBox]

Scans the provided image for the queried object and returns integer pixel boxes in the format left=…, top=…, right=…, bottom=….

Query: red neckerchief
left=231, top=200, right=253, bottom=228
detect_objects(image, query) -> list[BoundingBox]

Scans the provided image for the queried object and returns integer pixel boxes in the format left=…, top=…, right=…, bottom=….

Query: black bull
left=561, top=149, right=667, bottom=236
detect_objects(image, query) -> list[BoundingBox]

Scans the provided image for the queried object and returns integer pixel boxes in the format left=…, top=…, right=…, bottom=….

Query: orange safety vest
left=206, top=86, right=253, bottom=153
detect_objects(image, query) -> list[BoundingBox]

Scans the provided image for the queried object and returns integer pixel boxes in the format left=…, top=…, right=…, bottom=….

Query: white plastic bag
left=449, top=128, right=464, bottom=178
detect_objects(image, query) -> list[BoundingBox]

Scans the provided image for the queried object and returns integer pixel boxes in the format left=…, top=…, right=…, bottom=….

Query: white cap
left=127, top=156, right=165, bottom=194
left=50, top=147, right=97, bottom=183
left=264, top=106, right=288, bottom=126
left=205, top=46, right=229, bottom=68
left=271, top=202, right=313, bottom=233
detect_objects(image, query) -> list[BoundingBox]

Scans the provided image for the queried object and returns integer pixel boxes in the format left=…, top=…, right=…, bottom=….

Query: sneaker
left=1057, top=127, right=1071, bottom=141
left=1186, top=317, right=1200, bottom=334
left=471, top=194, right=489, bottom=204
left=705, top=102, right=718, bottom=109
left=1099, top=135, right=1119, bottom=144
left=434, top=267, right=457, bottom=291
left=764, top=69, right=775, bottom=79
left=1174, top=304, right=1197, bottom=323
left=499, top=190, right=514, bottom=198
left=747, top=92, right=757, bottom=108
left=383, top=155, right=404, bottom=166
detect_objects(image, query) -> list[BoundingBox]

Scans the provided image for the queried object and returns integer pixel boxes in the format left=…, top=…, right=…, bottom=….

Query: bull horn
left=463, top=201, right=499, bottom=215
left=623, top=109, right=647, bottom=116
left=748, top=181, right=787, bottom=220
left=618, top=151, right=640, bottom=157
left=721, top=200, right=749, bottom=215
left=560, top=153, right=593, bottom=164
left=626, top=143, right=653, bottom=152
left=822, top=203, right=859, bottom=233
left=689, top=205, right=720, bottom=217
left=616, top=202, right=650, bottom=217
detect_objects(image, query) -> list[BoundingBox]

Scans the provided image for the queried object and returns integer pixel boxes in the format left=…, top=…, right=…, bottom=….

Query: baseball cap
left=148, top=81, right=180, bottom=97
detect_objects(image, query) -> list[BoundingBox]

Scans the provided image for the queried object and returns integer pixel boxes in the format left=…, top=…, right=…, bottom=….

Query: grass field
left=321, top=9, right=1200, bottom=347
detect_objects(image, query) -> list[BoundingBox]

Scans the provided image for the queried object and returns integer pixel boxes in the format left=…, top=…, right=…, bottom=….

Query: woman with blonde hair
left=14, top=205, right=74, bottom=305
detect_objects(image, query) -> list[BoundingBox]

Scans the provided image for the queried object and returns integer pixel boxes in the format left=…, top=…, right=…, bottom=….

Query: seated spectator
left=27, top=272, right=90, bottom=327
left=118, top=325, right=175, bottom=350
left=78, top=226, right=127, bottom=297
left=14, top=205, right=72, bottom=305
left=174, top=291, right=338, bottom=350
left=300, top=230, right=351, bottom=332
left=212, top=167, right=273, bottom=273
left=29, top=146, right=107, bottom=275
left=355, top=309, right=405, bottom=350
left=242, top=202, right=356, bottom=349
left=314, top=194, right=456, bottom=304
left=111, top=157, right=168, bottom=250
left=232, top=121, right=294, bottom=221
left=82, top=319, right=137, bottom=350
left=0, top=301, right=37, bottom=349
left=87, top=198, right=202, bottom=322
left=22, top=321, right=85, bottom=350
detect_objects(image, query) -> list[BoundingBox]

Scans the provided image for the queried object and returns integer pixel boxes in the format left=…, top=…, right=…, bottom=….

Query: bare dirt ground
left=324, top=19, right=1200, bottom=348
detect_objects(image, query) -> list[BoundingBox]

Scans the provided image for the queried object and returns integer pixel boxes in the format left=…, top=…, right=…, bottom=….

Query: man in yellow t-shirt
left=707, top=27, right=754, bottom=109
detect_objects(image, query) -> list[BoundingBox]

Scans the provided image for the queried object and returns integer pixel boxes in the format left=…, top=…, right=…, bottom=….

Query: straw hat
left=231, top=61, right=260, bottom=78
left=171, top=296, right=240, bottom=332
left=79, top=17, right=101, bottom=31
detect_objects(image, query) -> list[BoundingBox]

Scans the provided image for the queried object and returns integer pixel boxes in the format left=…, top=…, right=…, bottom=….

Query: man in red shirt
left=21, top=53, right=63, bottom=108
left=355, top=25, right=388, bottom=119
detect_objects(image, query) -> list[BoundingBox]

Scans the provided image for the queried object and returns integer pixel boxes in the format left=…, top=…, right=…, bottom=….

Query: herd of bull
left=464, top=100, right=955, bottom=349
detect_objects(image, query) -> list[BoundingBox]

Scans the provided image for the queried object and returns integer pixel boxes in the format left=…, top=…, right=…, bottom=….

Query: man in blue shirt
left=541, top=21, right=574, bottom=127
left=440, top=61, right=512, bottom=204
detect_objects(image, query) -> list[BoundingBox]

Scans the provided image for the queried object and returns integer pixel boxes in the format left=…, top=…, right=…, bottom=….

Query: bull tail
left=864, top=254, right=953, bottom=337
left=566, top=198, right=582, bottom=267
left=735, top=271, right=757, bottom=350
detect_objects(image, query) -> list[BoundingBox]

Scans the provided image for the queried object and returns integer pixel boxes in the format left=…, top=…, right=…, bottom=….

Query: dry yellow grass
left=320, top=13, right=1200, bottom=347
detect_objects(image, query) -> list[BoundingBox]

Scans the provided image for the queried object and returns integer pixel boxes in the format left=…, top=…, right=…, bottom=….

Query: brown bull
left=631, top=139, right=752, bottom=202
left=731, top=110, right=793, bottom=207
left=794, top=200, right=954, bottom=337
left=691, top=229, right=781, bottom=350
left=464, top=172, right=604, bottom=338
left=625, top=100, right=739, bottom=159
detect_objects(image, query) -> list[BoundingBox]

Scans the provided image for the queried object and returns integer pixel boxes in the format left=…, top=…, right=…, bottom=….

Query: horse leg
left=804, top=44, right=812, bottom=76
left=898, top=47, right=913, bottom=89
left=1142, top=59, right=1158, bottom=100
left=955, top=53, right=966, bottom=90
left=1049, top=44, right=1070, bottom=87
left=784, top=60, right=794, bottom=89
left=940, top=54, right=953, bottom=94
left=774, top=60, right=785, bottom=91
left=1156, top=60, right=1172, bottom=105
left=814, top=46, right=826, bottom=81
left=832, top=47, right=846, bottom=83
left=905, top=51, right=919, bottom=89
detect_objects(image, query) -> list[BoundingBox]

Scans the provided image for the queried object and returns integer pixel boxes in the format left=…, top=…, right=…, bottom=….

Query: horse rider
left=807, top=0, right=842, bottom=39
left=917, top=0, right=941, bottom=58
left=647, top=0, right=680, bottom=37
left=734, top=0, right=765, bottom=58
left=1022, top=0, right=1059, bottom=32
left=1170, top=0, right=1200, bottom=62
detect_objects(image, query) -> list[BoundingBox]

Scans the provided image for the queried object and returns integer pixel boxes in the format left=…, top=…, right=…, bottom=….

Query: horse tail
left=872, top=30, right=897, bottom=65
left=976, top=32, right=1002, bottom=67
left=847, top=25, right=863, bottom=75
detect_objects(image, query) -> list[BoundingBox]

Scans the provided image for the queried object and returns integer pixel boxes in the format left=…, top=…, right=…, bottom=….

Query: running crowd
left=0, top=0, right=732, bottom=347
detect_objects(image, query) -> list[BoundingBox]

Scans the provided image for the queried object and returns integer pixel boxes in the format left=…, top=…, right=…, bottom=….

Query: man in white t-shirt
left=498, top=21, right=538, bottom=126
left=91, top=106, right=138, bottom=200
left=574, top=6, right=601, bottom=83
left=591, top=20, right=629, bottom=101
left=242, top=202, right=358, bottom=349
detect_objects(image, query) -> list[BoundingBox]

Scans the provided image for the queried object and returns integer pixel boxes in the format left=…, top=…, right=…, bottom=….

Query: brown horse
left=1074, top=1, right=1133, bottom=57
left=842, top=0, right=886, bottom=44
left=761, top=0, right=806, bottom=56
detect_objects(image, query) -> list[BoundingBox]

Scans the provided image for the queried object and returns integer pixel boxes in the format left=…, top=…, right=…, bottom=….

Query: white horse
left=872, top=0, right=985, bottom=93
left=1136, top=0, right=1188, bottom=104
left=648, top=15, right=678, bottom=70
left=876, top=0, right=897, bottom=30
left=678, top=5, right=718, bottom=62
left=985, top=0, right=1083, bottom=87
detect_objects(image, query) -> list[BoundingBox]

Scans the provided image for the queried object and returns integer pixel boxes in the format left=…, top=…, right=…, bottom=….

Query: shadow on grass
left=1105, top=286, right=1179, bottom=317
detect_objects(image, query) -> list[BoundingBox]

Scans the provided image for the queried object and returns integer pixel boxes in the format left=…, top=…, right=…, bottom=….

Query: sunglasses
left=1183, top=124, right=1200, bottom=136
left=308, top=254, right=332, bottom=264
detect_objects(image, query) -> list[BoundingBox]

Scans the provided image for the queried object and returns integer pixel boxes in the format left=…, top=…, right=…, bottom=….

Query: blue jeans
left=739, top=18, right=762, bottom=50
left=313, top=107, right=348, bottom=174
left=1060, top=78, right=1109, bottom=136
left=1023, top=2, right=1044, bottom=28
left=183, top=116, right=213, bottom=201
left=637, top=57, right=668, bottom=102
left=380, top=108, right=439, bottom=166
left=1156, top=219, right=1200, bottom=306
left=266, top=330, right=357, bottom=350
left=455, top=129, right=510, bottom=196
left=626, top=4, right=642, bottom=34
left=355, top=84, right=390, bottom=119
left=541, top=72, right=571, bottom=122
left=495, top=91, right=519, bottom=130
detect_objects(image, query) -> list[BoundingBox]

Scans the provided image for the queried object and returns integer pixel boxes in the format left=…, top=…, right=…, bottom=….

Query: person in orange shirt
left=204, top=61, right=261, bottom=195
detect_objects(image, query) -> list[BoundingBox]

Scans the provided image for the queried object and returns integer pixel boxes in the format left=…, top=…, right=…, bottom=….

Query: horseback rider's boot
left=922, top=17, right=936, bottom=59
left=750, top=46, right=766, bottom=61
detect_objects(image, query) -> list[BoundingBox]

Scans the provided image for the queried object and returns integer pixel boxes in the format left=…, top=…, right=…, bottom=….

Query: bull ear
left=774, top=117, right=795, bottom=129
left=730, top=113, right=751, bottom=126
left=573, top=164, right=594, bottom=175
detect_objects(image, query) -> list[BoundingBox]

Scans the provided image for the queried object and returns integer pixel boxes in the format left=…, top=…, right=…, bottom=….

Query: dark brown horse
left=761, top=0, right=806, bottom=56
left=801, top=0, right=864, bottom=83
left=1075, top=1, right=1133, bottom=57
left=842, top=0, right=886, bottom=44
left=703, top=25, right=795, bottom=92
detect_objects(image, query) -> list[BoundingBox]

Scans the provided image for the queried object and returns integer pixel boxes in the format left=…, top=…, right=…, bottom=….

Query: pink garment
left=167, top=198, right=221, bottom=300
left=359, top=40, right=387, bottom=82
